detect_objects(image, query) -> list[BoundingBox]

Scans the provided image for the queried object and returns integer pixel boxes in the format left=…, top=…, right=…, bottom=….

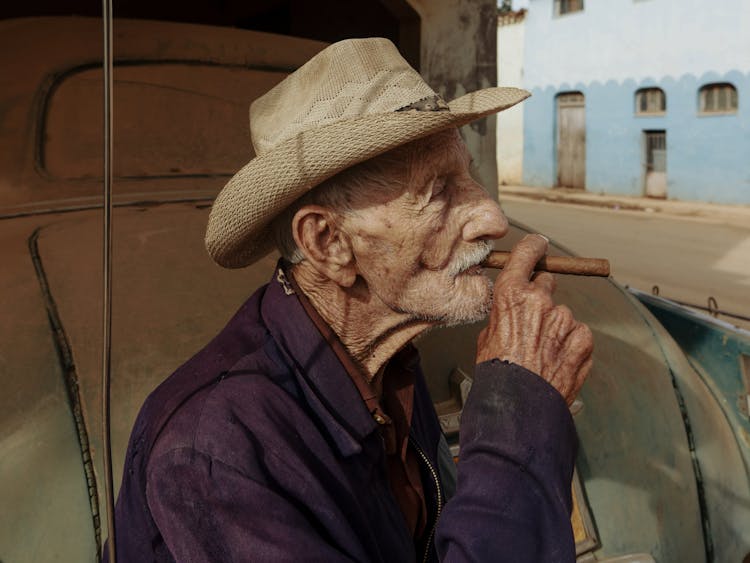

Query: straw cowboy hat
left=205, top=37, right=530, bottom=268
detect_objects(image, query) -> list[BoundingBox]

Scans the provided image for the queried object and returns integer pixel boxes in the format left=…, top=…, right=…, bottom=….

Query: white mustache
left=447, top=241, right=493, bottom=276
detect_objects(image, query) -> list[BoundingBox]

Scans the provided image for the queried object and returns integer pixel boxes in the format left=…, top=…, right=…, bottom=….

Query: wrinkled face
left=340, top=129, right=509, bottom=326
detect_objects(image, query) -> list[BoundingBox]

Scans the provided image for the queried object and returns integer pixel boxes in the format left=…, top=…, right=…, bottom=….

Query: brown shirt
left=289, top=269, right=427, bottom=538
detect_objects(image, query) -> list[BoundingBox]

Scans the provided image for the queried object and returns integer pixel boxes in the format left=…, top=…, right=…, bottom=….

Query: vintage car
left=1, top=13, right=748, bottom=563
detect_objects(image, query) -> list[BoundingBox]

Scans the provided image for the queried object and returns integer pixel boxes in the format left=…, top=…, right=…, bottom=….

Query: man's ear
left=292, top=205, right=357, bottom=287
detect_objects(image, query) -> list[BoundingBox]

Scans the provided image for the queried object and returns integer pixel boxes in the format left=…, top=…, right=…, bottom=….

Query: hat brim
left=206, top=86, right=530, bottom=268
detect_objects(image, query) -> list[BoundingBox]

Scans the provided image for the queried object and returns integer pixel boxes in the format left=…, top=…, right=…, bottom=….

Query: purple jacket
left=107, top=265, right=578, bottom=562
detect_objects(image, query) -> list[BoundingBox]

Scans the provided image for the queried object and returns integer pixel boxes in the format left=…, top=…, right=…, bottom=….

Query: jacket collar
left=260, top=262, right=378, bottom=457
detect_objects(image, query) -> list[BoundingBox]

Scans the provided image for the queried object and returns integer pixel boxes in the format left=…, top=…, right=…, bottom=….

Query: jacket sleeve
left=435, top=359, right=578, bottom=563
left=146, top=447, right=355, bottom=563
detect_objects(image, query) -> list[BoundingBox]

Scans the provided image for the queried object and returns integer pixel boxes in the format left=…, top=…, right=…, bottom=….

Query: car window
left=43, top=63, right=287, bottom=179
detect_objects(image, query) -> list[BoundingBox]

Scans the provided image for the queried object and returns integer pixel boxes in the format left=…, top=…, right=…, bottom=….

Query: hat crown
left=250, top=38, right=436, bottom=155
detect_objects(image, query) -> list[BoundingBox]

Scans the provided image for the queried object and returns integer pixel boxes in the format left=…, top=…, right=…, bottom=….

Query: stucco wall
left=496, top=16, right=525, bottom=185
left=521, top=0, right=750, bottom=203
left=409, top=0, right=499, bottom=198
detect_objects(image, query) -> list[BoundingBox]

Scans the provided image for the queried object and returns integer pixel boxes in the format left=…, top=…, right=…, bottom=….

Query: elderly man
left=110, top=38, right=592, bottom=562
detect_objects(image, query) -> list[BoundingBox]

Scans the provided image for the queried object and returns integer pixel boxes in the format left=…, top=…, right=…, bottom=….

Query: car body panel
left=34, top=204, right=278, bottom=501
left=633, top=289, right=750, bottom=561
left=0, top=16, right=327, bottom=214
left=0, top=215, right=98, bottom=562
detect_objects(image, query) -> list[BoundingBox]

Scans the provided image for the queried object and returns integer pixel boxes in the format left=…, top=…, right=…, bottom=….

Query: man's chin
left=392, top=275, right=492, bottom=327
left=441, top=302, right=491, bottom=327
left=436, top=278, right=493, bottom=327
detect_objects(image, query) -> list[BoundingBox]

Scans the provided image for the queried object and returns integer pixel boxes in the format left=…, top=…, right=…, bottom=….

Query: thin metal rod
left=649, top=285, right=749, bottom=323
left=667, top=298, right=750, bottom=323
left=101, top=0, right=117, bottom=561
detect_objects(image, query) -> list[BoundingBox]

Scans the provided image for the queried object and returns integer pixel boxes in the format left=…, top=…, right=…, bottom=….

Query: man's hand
left=476, top=234, right=593, bottom=405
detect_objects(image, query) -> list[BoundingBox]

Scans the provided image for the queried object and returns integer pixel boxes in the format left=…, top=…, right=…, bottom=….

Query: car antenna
left=101, top=0, right=117, bottom=561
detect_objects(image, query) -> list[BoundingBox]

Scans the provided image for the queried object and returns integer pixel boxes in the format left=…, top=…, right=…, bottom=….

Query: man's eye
left=432, top=178, right=447, bottom=198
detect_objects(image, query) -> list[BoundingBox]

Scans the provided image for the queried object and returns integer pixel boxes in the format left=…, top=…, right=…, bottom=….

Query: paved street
left=501, top=198, right=750, bottom=328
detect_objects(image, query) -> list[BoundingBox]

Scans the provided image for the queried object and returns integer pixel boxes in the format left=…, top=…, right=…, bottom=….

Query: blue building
left=515, top=0, right=750, bottom=204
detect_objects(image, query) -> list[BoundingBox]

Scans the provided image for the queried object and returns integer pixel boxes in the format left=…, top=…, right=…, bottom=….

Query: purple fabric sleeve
left=435, top=359, right=578, bottom=563
left=146, top=447, right=356, bottom=563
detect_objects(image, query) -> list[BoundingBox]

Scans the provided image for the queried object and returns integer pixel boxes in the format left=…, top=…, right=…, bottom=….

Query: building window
left=554, top=0, right=584, bottom=16
left=635, top=87, right=666, bottom=115
left=699, top=83, right=738, bottom=114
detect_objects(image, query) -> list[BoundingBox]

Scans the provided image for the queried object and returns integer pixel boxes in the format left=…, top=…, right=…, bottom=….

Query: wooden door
left=556, top=92, right=586, bottom=189
left=644, top=130, right=667, bottom=198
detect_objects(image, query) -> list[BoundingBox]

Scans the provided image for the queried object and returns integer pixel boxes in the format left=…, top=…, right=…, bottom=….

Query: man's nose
left=461, top=187, right=509, bottom=242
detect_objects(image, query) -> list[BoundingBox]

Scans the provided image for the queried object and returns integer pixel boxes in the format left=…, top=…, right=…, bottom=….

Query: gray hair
left=271, top=129, right=461, bottom=263
left=270, top=145, right=407, bottom=263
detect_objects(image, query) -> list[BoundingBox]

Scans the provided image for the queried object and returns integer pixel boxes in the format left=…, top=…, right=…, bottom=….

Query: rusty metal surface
left=43, top=64, right=286, bottom=180
left=0, top=216, right=98, bottom=562
left=0, top=16, right=327, bottom=213
left=31, top=204, right=278, bottom=542
left=634, top=290, right=750, bottom=562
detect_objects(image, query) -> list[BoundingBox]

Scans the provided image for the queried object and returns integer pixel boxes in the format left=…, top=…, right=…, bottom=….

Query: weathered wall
left=408, top=0, right=499, bottom=198
left=521, top=0, right=750, bottom=204
left=496, top=14, right=525, bottom=185
left=523, top=0, right=750, bottom=89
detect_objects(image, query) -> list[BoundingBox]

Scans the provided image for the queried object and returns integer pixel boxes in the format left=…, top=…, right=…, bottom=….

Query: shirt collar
left=260, top=261, right=378, bottom=457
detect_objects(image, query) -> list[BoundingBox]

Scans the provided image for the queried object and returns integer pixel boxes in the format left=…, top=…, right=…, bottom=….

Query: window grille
left=555, top=0, right=584, bottom=16
left=635, top=88, right=666, bottom=115
left=699, top=83, right=738, bottom=113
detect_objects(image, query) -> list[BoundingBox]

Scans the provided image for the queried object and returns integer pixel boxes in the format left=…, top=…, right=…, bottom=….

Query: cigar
left=481, top=251, right=610, bottom=277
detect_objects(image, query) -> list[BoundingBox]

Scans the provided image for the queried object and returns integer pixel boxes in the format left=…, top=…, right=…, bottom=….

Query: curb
left=498, top=185, right=750, bottom=229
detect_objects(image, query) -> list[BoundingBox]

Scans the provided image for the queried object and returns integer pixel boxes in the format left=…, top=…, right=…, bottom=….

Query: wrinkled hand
left=476, top=234, right=593, bottom=405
